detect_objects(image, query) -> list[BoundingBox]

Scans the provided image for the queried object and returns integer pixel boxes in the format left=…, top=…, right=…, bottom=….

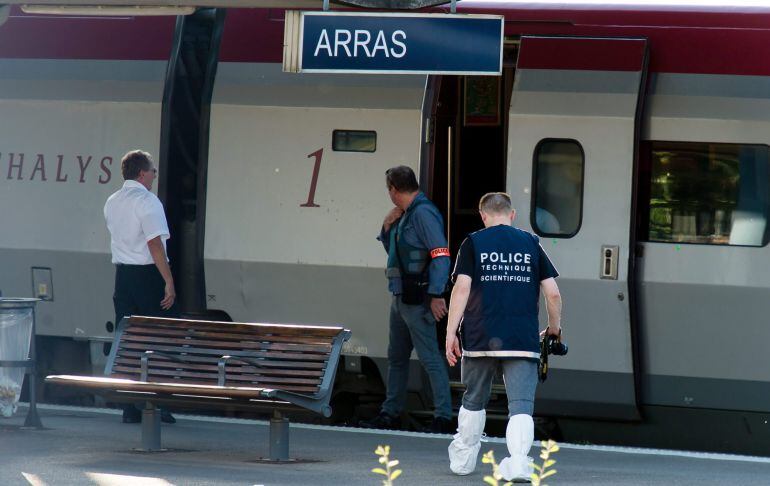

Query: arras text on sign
left=314, top=29, right=407, bottom=59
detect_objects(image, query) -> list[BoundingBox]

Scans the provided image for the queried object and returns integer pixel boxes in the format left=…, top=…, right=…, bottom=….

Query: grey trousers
left=461, top=356, right=537, bottom=417
left=381, top=296, right=452, bottom=419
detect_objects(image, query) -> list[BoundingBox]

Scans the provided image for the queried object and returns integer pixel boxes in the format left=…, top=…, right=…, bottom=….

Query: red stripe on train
left=2, top=6, right=770, bottom=77
left=517, top=37, right=646, bottom=72
left=0, top=7, right=174, bottom=61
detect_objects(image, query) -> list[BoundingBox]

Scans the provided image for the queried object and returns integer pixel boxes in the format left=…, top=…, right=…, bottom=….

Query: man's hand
left=541, top=326, right=562, bottom=337
left=161, top=281, right=176, bottom=310
left=430, top=297, right=447, bottom=321
left=445, top=333, right=461, bottom=366
left=383, top=207, right=404, bottom=232
left=147, top=236, right=176, bottom=311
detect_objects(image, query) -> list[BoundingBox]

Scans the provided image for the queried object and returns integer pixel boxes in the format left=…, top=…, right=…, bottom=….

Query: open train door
left=507, top=36, right=648, bottom=420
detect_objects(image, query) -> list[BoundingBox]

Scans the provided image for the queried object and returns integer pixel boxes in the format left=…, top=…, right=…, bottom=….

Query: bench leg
left=140, top=402, right=162, bottom=451
left=269, top=411, right=289, bottom=461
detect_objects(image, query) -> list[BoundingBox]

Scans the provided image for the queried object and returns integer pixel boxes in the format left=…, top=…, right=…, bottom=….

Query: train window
left=332, top=130, right=376, bottom=152
left=531, top=139, right=584, bottom=238
left=644, top=142, right=770, bottom=246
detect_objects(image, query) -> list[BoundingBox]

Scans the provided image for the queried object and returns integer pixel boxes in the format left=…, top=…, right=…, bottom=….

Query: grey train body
left=1, top=4, right=770, bottom=427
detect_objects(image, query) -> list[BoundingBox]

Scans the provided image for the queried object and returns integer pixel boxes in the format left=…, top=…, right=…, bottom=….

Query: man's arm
left=410, top=207, right=450, bottom=319
left=411, top=208, right=450, bottom=296
left=147, top=236, right=175, bottom=310
left=541, top=277, right=562, bottom=335
left=377, top=207, right=403, bottom=252
left=445, top=274, right=471, bottom=366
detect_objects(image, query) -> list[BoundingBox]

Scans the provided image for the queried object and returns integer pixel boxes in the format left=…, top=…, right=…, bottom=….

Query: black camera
left=538, top=332, right=568, bottom=383
left=544, top=334, right=568, bottom=356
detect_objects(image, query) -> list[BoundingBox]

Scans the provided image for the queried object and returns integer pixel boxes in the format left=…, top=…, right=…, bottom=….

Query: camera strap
left=538, top=334, right=550, bottom=383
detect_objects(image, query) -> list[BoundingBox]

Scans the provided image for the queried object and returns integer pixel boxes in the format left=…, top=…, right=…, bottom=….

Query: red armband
left=430, top=247, right=451, bottom=259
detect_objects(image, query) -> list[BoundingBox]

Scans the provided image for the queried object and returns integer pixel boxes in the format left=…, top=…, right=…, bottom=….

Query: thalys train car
left=2, top=1, right=770, bottom=432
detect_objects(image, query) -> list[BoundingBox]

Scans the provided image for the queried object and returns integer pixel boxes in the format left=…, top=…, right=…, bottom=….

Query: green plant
left=372, top=445, right=402, bottom=485
left=370, top=440, right=559, bottom=485
left=481, top=450, right=512, bottom=486
left=531, top=440, right=559, bottom=486
left=482, top=440, right=560, bottom=486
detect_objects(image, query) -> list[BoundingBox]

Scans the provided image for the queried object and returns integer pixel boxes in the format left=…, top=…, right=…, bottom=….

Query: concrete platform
left=2, top=404, right=770, bottom=485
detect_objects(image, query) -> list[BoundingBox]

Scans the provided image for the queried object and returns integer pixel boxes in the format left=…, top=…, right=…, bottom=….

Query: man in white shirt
left=104, top=150, right=178, bottom=424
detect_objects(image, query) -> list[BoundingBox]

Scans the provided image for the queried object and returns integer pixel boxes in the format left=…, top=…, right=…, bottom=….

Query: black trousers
left=113, top=263, right=179, bottom=328
left=113, top=264, right=179, bottom=418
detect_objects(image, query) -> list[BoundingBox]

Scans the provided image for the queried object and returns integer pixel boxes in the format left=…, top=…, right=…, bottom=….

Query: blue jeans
left=381, top=296, right=452, bottom=420
left=461, top=357, right=537, bottom=417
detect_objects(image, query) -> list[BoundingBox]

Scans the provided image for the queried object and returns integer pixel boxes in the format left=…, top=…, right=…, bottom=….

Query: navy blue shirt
left=452, top=225, right=558, bottom=358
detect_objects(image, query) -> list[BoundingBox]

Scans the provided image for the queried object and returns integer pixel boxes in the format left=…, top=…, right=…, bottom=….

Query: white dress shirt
left=104, top=180, right=170, bottom=265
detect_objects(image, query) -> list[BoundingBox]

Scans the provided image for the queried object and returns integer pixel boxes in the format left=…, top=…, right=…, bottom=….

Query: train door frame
left=420, top=43, right=519, bottom=255
left=419, top=44, right=517, bottom=392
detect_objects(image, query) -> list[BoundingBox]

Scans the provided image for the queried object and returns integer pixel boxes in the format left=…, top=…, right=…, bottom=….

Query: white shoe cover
left=448, top=407, right=486, bottom=475
left=498, top=414, right=534, bottom=483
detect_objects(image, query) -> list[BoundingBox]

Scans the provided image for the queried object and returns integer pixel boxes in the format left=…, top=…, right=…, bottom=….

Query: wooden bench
left=46, top=315, right=351, bottom=459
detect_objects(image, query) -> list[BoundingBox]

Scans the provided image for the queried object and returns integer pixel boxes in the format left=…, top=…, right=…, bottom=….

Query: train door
left=506, top=36, right=648, bottom=419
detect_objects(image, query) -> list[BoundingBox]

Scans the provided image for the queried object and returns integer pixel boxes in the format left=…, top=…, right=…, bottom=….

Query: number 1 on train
left=301, top=148, right=324, bottom=207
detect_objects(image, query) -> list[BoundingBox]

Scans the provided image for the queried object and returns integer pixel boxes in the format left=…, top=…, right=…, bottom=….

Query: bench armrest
left=140, top=350, right=190, bottom=381
left=217, top=355, right=267, bottom=386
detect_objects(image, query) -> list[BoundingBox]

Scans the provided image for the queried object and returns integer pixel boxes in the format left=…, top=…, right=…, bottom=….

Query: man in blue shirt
left=445, top=192, right=562, bottom=481
left=359, top=165, right=453, bottom=433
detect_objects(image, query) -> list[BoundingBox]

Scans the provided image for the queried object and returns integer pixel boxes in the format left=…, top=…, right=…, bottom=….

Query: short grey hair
left=479, top=192, right=512, bottom=214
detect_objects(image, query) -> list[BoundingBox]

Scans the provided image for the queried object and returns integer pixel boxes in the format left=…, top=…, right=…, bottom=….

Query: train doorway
left=423, top=46, right=518, bottom=257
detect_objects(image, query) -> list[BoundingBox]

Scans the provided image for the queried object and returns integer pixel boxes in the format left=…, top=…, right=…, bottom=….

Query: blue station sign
left=283, top=11, right=504, bottom=75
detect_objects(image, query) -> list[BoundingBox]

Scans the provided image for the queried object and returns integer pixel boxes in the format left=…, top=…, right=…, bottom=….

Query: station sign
left=283, top=11, right=504, bottom=75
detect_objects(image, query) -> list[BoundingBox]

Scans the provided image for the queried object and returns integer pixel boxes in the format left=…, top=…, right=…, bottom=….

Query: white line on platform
left=86, top=472, right=174, bottom=486
left=20, top=402, right=770, bottom=465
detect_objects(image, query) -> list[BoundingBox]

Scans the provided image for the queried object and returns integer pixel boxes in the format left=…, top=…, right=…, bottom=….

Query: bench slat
left=110, top=374, right=319, bottom=393
left=127, top=316, right=344, bottom=338
left=120, top=333, right=332, bottom=354
left=124, top=325, right=337, bottom=345
left=114, top=357, right=325, bottom=377
left=112, top=366, right=322, bottom=386
left=111, top=373, right=319, bottom=393
left=115, top=351, right=327, bottom=370
left=47, top=375, right=319, bottom=397
left=117, top=342, right=330, bottom=362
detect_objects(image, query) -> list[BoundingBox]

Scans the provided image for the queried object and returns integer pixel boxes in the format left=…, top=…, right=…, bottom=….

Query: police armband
left=430, top=247, right=450, bottom=259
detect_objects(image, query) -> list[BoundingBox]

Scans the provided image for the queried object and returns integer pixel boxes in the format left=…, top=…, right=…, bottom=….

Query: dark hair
left=479, top=192, right=512, bottom=214
left=385, top=165, right=419, bottom=193
left=121, top=150, right=153, bottom=180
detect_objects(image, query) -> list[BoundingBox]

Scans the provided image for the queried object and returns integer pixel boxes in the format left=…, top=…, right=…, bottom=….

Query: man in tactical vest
left=445, top=192, right=562, bottom=482
left=359, top=165, right=453, bottom=433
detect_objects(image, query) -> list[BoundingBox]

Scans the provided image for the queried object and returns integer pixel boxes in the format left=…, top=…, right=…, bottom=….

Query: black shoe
left=160, top=410, right=176, bottom=424
left=359, top=412, right=400, bottom=430
left=429, top=416, right=454, bottom=434
left=122, top=406, right=141, bottom=424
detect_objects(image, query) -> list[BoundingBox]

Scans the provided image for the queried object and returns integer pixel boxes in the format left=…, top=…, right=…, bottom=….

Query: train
left=2, top=0, right=770, bottom=434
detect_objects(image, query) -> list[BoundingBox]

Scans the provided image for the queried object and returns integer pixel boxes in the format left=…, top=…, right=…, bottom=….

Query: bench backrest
left=107, top=316, right=349, bottom=398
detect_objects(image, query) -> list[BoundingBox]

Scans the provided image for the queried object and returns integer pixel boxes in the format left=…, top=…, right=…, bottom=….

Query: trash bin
left=0, top=298, right=38, bottom=418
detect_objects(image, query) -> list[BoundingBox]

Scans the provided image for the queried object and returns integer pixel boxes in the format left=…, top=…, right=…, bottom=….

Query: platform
left=2, top=404, right=770, bottom=485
